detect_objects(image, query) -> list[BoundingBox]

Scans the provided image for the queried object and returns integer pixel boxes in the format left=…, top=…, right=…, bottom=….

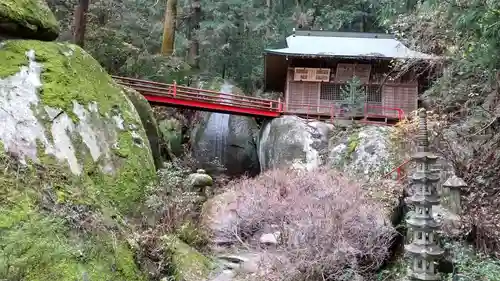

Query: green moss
left=177, top=221, right=208, bottom=249
left=346, top=132, right=360, bottom=159
left=0, top=40, right=157, bottom=279
left=163, top=235, right=214, bottom=281
left=0, top=40, right=134, bottom=123
left=0, top=0, right=59, bottom=40
left=158, top=118, right=183, bottom=156
left=0, top=40, right=156, bottom=213
left=0, top=151, right=147, bottom=280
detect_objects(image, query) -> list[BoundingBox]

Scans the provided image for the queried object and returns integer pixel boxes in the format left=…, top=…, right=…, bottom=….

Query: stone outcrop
left=329, top=125, right=401, bottom=179
left=163, top=235, right=215, bottom=281
left=0, top=40, right=156, bottom=279
left=122, top=85, right=163, bottom=169
left=258, top=116, right=333, bottom=171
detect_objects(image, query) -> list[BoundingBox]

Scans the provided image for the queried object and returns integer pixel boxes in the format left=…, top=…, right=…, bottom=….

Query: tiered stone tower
left=405, top=109, right=444, bottom=280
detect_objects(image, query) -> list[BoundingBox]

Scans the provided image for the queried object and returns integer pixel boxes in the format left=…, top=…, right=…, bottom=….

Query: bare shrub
left=224, top=167, right=397, bottom=281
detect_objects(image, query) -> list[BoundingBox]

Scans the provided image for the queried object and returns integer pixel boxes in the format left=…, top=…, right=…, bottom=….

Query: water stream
left=203, top=82, right=233, bottom=167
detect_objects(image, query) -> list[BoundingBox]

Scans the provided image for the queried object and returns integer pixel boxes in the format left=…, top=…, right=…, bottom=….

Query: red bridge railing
left=113, top=76, right=283, bottom=114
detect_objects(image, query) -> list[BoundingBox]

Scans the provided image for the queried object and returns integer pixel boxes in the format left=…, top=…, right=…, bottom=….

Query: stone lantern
left=405, top=109, right=444, bottom=280
left=443, top=175, right=467, bottom=215
left=185, top=169, right=213, bottom=198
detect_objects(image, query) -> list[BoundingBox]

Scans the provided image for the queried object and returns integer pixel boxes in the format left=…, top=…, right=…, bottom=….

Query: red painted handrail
left=113, top=76, right=284, bottom=112
left=383, top=159, right=410, bottom=181
left=114, top=76, right=279, bottom=103
left=364, top=104, right=405, bottom=121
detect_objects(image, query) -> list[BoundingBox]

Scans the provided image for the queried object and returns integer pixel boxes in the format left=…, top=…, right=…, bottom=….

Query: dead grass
left=221, top=167, right=397, bottom=281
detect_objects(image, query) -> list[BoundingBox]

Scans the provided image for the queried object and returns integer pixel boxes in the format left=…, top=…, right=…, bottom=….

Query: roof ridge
left=292, top=30, right=395, bottom=39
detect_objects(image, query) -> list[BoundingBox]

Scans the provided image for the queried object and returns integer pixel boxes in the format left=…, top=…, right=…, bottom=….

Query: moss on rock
left=0, top=40, right=156, bottom=279
left=163, top=235, right=214, bottom=281
left=0, top=0, right=59, bottom=40
left=158, top=118, right=183, bottom=156
left=123, top=85, right=163, bottom=169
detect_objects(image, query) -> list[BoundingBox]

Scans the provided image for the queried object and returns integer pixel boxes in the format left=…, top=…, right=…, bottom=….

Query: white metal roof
left=265, top=31, right=435, bottom=60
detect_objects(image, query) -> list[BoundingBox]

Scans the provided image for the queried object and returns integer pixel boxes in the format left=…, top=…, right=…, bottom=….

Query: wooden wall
left=284, top=59, right=419, bottom=118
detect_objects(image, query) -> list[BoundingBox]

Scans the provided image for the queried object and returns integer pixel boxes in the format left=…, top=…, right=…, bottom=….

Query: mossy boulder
left=123, top=85, right=163, bottom=169
left=0, top=40, right=156, bottom=279
left=0, top=0, right=60, bottom=41
left=329, top=126, right=401, bottom=179
left=163, top=235, right=214, bottom=281
left=158, top=118, right=183, bottom=156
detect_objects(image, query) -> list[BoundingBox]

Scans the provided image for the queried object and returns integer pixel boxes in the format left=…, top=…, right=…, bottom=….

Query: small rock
left=259, top=232, right=280, bottom=245
left=210, top=269, right=236, bottom=281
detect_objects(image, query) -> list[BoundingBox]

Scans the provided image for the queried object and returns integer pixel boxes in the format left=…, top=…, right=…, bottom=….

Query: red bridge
left=113, top=76, right=404, bottom=124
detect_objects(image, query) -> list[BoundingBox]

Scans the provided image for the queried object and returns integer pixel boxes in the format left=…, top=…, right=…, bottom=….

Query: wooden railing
left=113, top=76, right=283, bottom=113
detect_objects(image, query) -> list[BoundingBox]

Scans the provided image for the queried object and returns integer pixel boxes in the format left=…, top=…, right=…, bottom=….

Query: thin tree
left=188, top=0, right=201, bottom=69
left=161, top=0, right=178, bottom=55
left=73, top=0, right=90, bottom=47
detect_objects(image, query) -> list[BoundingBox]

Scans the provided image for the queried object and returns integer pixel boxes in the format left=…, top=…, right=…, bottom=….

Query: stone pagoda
left=405, top=109, right=444, bottom=280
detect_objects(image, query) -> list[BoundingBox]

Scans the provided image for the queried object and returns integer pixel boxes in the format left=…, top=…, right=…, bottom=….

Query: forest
left=26, top=0, right=500, bottom=279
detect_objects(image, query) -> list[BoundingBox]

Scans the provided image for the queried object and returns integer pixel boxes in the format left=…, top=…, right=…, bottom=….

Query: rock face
left=258, top=115, right=333, bottom=171
left=0, top=0, right=60, bottom=40
left=200, top=191, right=239, bottom=246
left=123, top=86, right=163, bottom=169
left=0, top=40, right=156, bottom=279
left=329, top=126, right=400, bottom=179
left=192, top=83, right=260, bottom=177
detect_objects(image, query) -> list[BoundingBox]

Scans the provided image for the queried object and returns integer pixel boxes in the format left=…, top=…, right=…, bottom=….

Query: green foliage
left=45, top=0, right=394, bottom=93
left=341, top=76, right=366, bottom=113
left=346, top=131, right=360, bottom=158
left=443, top=241, right=500, bottom=281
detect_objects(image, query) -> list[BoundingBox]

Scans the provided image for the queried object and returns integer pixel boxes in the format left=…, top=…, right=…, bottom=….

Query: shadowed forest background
left=46, top=0, right=426, bottom=92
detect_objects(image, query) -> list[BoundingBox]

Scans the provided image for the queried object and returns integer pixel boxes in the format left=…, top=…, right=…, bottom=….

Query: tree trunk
left=188, top=0, right=201, bottom=69
left=161, top=0, right=178, bottom=56
left=266, top=0, right=272, bottom=37
left=72, top=0, right=89, bottom=47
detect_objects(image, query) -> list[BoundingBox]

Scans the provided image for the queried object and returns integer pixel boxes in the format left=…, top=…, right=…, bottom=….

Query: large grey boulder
left=258, top=116, right=333, bottom=171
